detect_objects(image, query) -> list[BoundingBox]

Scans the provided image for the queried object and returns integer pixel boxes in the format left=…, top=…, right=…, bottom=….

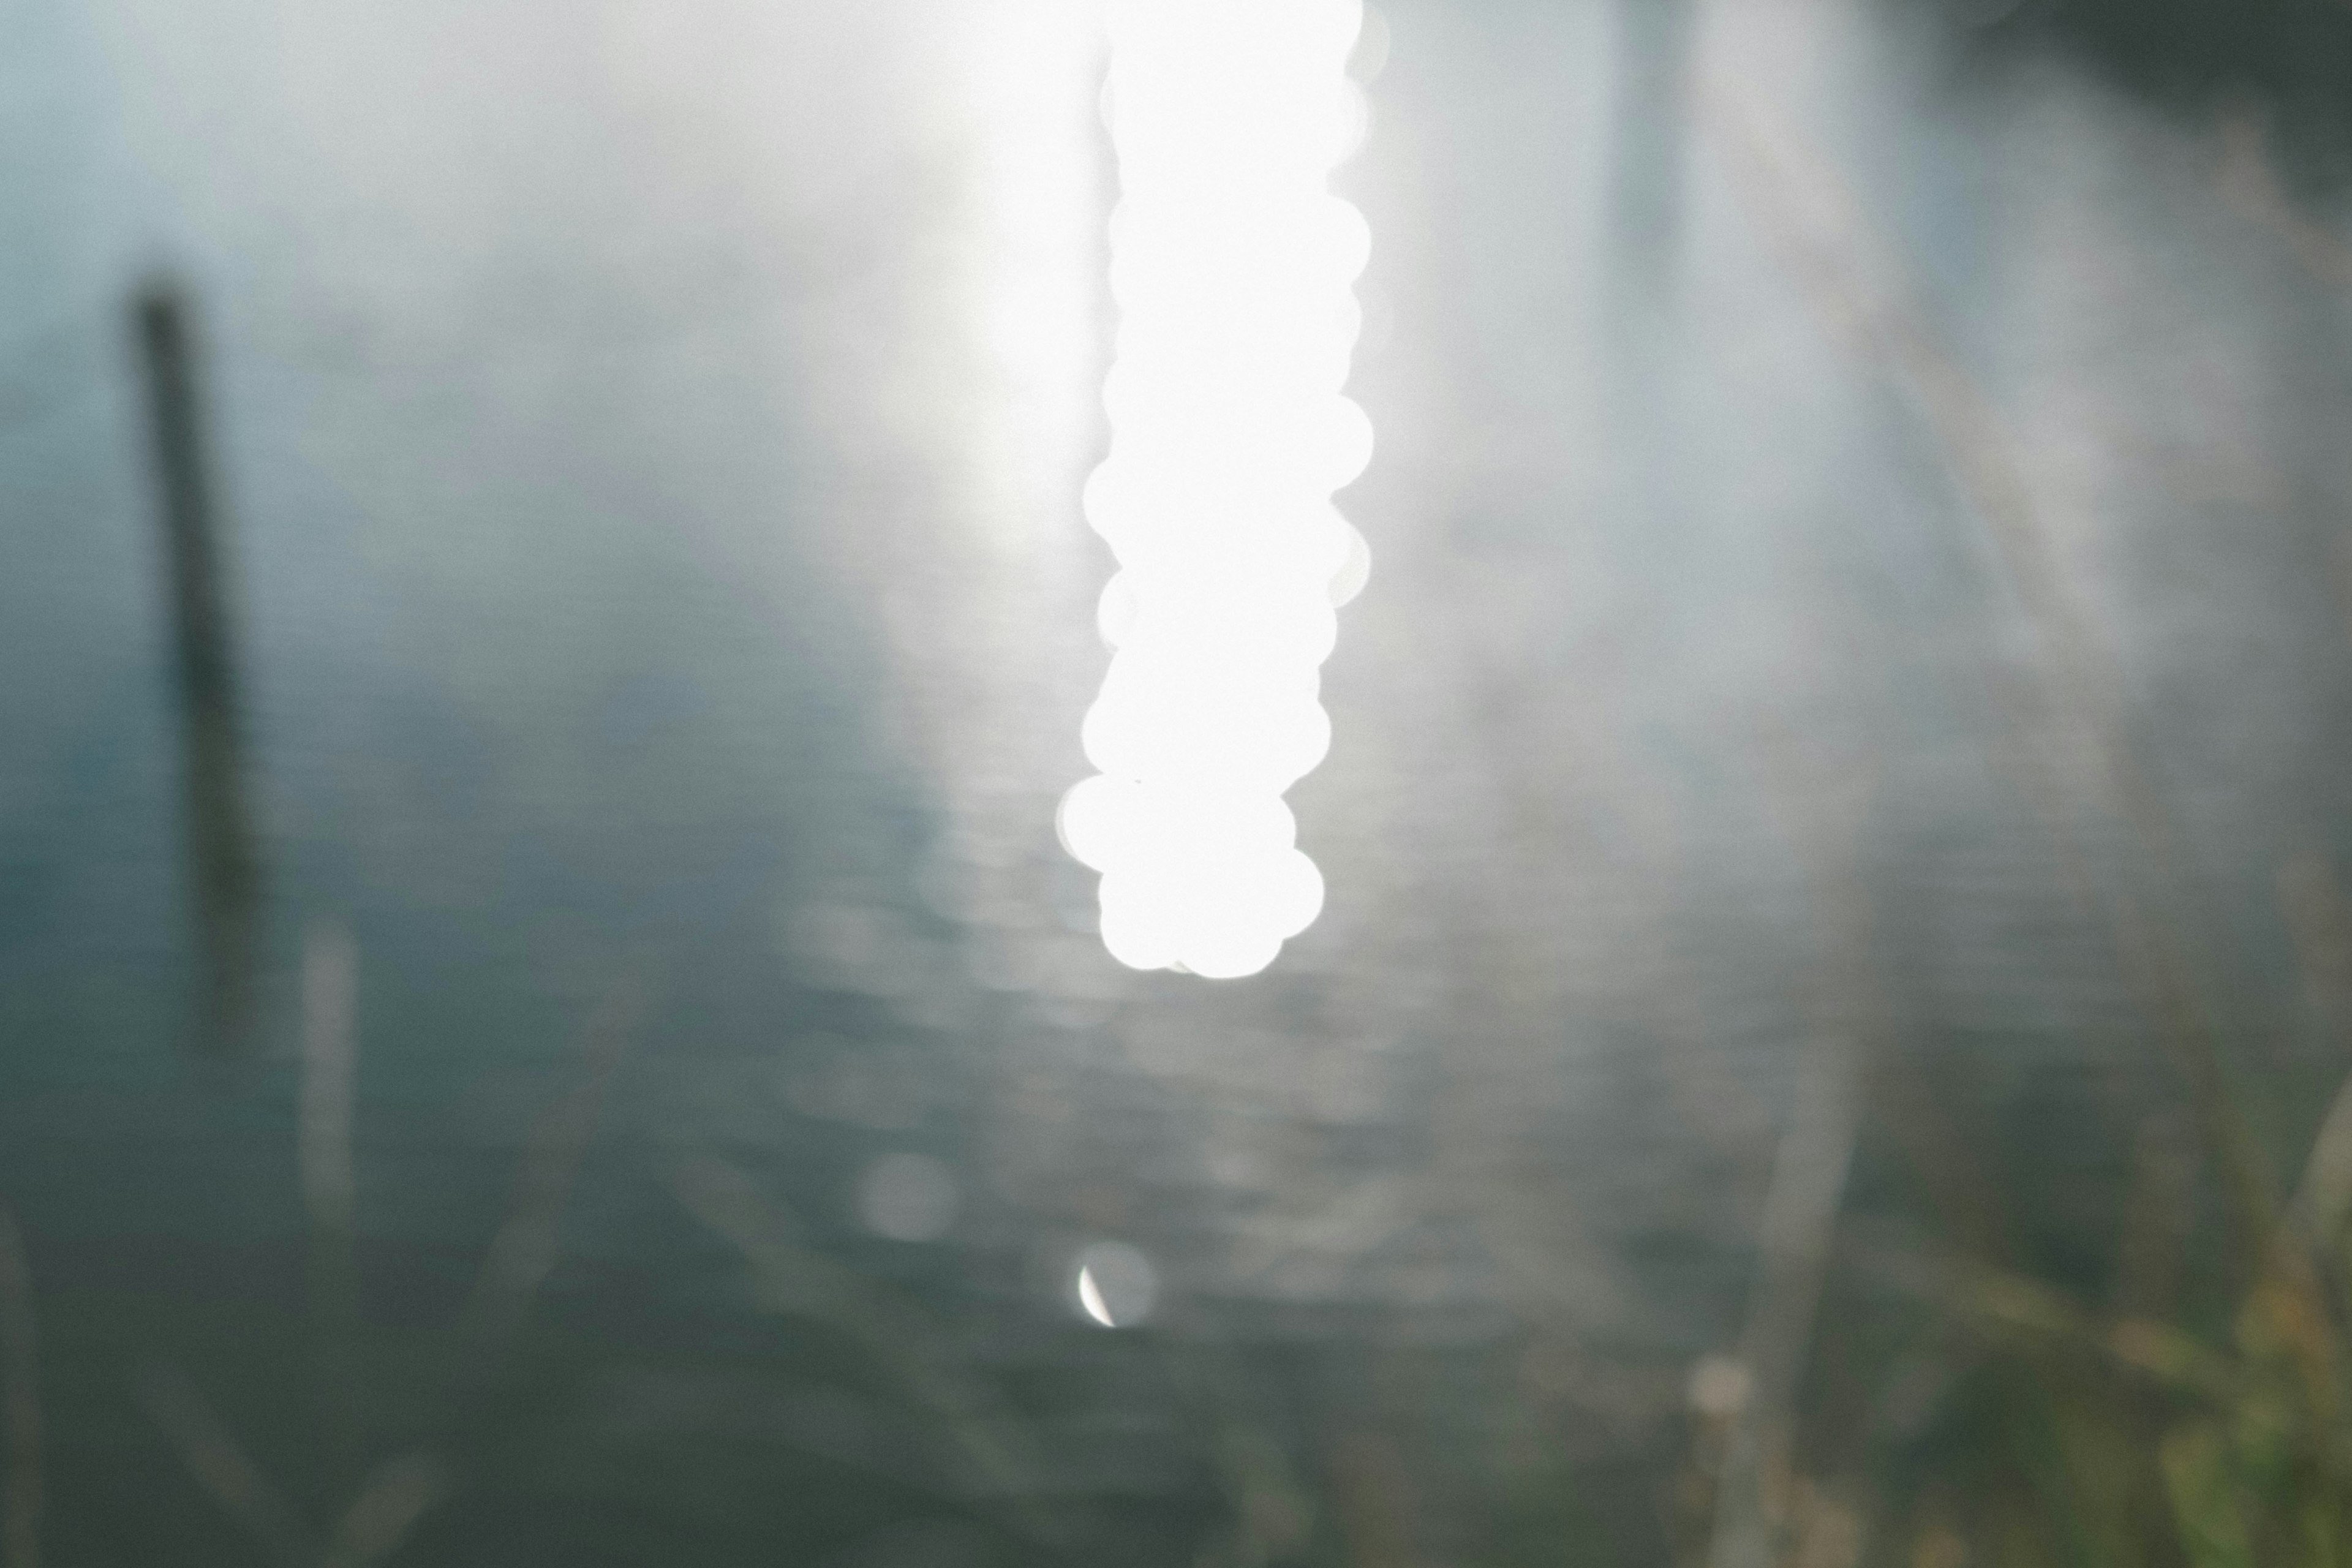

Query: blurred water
left=6, top=0, right=2352, bottom=1562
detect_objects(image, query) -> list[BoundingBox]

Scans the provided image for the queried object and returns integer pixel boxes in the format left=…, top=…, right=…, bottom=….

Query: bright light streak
left=1062, top=0, right=1373, bottom=980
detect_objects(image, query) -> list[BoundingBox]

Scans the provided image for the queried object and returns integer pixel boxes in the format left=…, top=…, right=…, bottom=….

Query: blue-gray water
left=6, top=0, right=2352, bottom=1562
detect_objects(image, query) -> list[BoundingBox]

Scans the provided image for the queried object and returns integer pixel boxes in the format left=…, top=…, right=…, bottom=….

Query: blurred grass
left=8, top=826, right=2349, bottom=1568
left=1648, top=842, right=2352, bottom=1568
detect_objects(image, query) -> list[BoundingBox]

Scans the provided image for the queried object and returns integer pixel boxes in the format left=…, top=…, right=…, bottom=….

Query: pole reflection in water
left=135, top=282, right=263, bottom=1055
left=1059, top=0, right=1373, bottom=980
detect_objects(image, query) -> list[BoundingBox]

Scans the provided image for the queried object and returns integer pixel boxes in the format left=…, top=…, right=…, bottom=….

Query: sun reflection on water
left=1061, top=0, right=1373, bottom=980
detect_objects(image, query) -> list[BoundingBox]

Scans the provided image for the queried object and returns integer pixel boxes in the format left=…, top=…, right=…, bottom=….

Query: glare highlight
left=1072, top=1240, right=1158, bottom=1327
left=1077, top=1264, right=1116, bottom=1327
left=1063, top=0, right=1373, bottom=979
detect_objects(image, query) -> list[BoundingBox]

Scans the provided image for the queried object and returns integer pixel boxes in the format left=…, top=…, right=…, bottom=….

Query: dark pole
left=136, top=281, right=262, bottom=1055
